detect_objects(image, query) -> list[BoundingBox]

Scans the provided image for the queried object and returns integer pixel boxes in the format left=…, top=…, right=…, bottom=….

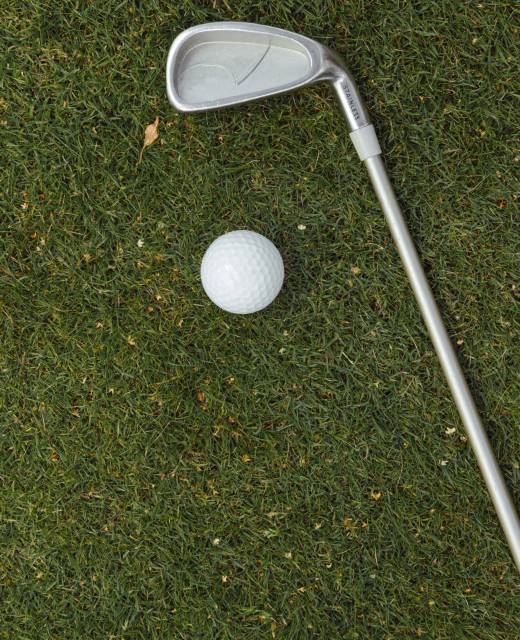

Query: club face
left=166, top=22, right=337, bottom=112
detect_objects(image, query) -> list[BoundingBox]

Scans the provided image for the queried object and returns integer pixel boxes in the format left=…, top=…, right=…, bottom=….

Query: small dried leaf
left=127, top=335, right=136, bottom=347
left=351, top=266, right=361, bottom=275
left=138, top=116, right=160, bottom=163
left=143, top=117, right=159, bottom=147
left=370, top=490, right=382, bottom=501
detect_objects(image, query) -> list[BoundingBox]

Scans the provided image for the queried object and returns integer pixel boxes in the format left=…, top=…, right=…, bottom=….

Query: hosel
left=321, top=50, right=371, bottom=132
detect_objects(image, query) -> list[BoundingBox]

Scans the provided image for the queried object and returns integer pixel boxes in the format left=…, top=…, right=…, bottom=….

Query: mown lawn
left=1, top=1, right=519, bottom=638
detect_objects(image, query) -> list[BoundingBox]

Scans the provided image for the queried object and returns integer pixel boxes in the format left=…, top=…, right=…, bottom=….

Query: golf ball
left=200, top=230, right=284, bottom=314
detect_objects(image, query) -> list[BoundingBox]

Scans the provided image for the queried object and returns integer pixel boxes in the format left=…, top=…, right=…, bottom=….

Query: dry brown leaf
left=143, top=117, right=159, bottom=147
left=138, top=116, right=160, bottom=163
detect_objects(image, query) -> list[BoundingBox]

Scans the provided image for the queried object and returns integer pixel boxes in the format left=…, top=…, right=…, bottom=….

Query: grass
left=1, top=1, right=519, bottom=638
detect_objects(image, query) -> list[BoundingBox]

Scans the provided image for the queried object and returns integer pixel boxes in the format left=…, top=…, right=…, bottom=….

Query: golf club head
left=166, top=22, right=370, bottom=131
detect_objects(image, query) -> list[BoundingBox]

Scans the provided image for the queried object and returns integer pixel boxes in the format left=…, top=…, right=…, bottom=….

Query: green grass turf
left=1, top=1, right=519, bottom=638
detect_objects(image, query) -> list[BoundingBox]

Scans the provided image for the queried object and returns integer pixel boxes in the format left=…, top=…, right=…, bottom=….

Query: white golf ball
left=200, top=230, right=284, bottom=314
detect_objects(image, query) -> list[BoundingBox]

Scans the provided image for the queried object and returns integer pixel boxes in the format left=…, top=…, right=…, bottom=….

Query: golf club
left=166, top=21, right=520, bottom=571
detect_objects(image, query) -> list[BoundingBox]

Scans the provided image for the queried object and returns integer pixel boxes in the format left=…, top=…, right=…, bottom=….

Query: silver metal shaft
left=364, top=154, right=520, bottom=571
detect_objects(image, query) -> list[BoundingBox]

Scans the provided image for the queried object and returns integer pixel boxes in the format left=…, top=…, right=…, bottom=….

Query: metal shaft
left=364, top=154, right=520, bottom=571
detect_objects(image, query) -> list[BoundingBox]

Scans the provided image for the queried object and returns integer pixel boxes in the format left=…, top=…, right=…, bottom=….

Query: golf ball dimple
left=200, top=230, right=284, bottom=314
